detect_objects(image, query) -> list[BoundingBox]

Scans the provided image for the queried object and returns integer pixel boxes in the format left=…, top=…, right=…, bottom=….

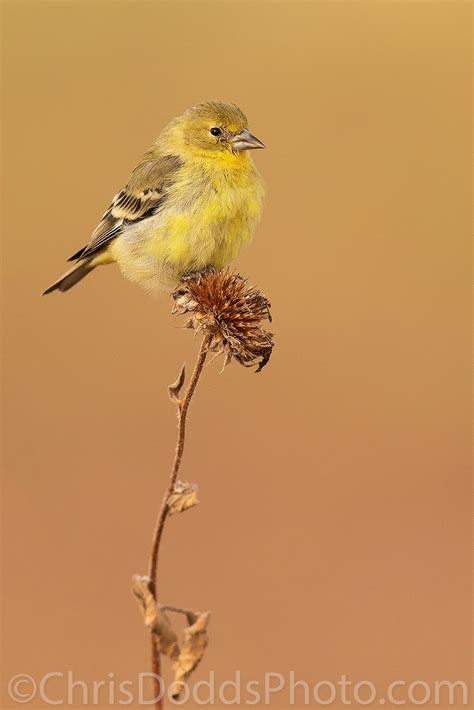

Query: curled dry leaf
left=131, top=575, right=179, bottom=660
left=132, top=576, right=211, bottom=698
left=168, top=364, right=186, bottom=405
left=170, top=611, right=211, bottom=699
left=131, top=575, right=157, bottom=627
left=167, top=481, right=199, bottom=516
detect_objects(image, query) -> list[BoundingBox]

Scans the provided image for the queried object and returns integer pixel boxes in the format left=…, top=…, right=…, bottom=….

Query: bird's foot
left=180, top=266, right=216, bottom=282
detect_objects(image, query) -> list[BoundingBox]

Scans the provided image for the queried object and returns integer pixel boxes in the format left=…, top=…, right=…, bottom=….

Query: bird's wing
left=68, top=153, right=183, bottom=262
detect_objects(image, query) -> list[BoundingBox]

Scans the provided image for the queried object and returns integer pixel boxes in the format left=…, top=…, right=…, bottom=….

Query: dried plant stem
left=148, top=334, right=210, bottom=593
left=146, top=334, right=211, bottom=709
left=150, top=647, right=162, bottom=710
left=161, top=605, right=197, bottom=616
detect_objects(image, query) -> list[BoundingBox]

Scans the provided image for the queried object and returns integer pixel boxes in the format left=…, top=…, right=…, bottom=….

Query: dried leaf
left=131, top=575, right=180, bottom=660
left=167, top=481, right=199, bottom=516
left=170, top=611, right=211, bottom=699
left=132, top=577, right=211, bottom=698
left=131, top=575, right=156, bottom=627
left=168, top=365, right=186, bottom=405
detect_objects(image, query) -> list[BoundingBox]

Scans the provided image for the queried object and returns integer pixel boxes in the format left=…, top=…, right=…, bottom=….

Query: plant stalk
left=147, top=335, right=210, bottom=709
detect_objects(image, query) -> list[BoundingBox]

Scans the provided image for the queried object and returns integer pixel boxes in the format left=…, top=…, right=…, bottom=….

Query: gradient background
left=1, top=1, right=471, bottom=708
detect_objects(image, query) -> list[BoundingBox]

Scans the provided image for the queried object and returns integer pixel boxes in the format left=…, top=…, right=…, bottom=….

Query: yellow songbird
left=44, top=101, right=265, bottom=296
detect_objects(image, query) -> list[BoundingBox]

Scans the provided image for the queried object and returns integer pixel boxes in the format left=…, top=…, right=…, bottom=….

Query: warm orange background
left=1, top=1, right=471, bottom=708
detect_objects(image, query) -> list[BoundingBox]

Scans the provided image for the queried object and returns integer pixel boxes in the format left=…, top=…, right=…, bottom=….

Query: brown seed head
left=172, top=270, right=274, bottom=372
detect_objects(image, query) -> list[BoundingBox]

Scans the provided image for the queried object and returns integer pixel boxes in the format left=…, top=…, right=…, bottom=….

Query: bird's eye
left=210, top=127, right=222, bottom=137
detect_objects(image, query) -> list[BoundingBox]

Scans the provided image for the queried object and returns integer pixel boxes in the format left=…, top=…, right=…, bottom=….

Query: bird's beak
left=230, top=129, right=265, bottom=152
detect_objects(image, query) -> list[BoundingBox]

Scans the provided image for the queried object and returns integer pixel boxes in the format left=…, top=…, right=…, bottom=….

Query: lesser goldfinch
left=44, top=101, right=265, bottom=296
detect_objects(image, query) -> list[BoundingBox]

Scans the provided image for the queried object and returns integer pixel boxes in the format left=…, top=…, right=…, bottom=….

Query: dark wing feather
left=68, top=154, right=183, bottom=262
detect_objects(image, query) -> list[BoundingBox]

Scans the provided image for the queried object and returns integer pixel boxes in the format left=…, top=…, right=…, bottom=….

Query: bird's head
left=171, top=101, right=265, bottom=158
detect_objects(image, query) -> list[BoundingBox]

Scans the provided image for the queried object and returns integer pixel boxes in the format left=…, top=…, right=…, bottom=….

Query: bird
left=43, top=101, right=265, bottom=296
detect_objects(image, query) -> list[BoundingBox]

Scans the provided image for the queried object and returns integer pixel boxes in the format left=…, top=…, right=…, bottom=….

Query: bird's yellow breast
left=112, top=152, right=264, bottom=293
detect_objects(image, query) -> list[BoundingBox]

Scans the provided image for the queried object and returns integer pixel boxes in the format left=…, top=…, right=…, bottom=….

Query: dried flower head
left=172, top=270, right=274, bottom=372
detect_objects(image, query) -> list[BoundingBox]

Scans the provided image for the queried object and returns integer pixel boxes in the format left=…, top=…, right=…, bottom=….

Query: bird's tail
left=43, top=258, right=95, bottom=295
